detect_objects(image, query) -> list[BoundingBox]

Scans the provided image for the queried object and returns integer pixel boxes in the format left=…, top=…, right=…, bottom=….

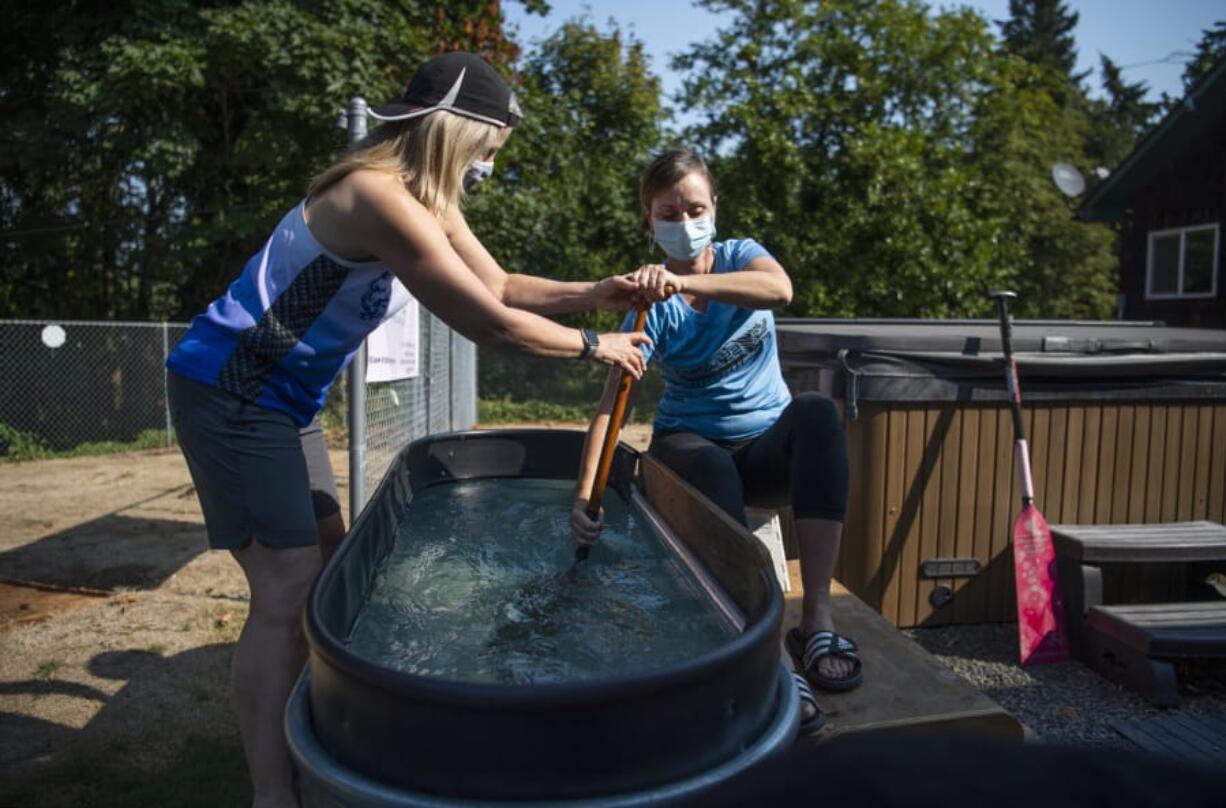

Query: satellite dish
left=1051, top=162, right=1086, bottom=198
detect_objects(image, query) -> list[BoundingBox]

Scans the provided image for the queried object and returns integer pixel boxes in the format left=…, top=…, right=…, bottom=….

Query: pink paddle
left=990, top=290, right=1070, bottom=666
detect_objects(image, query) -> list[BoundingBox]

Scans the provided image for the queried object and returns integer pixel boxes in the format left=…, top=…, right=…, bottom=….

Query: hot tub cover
left=776, top=319, right=1226, bottom=413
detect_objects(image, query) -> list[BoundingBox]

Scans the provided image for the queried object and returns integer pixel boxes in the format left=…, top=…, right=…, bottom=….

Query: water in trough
left=347, top=478, right=734, bottom=684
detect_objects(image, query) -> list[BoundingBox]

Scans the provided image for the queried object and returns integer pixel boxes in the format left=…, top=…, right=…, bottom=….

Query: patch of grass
left=33, top=659, right=64, bottom=681
left=59, top=428, right=171, bottom=458
left=479, top=397, right=591, bottom=424
left=0, top=734, right=249, bottom=808
left=478, top=396, right=657, bottom=425
left=0, top=422, right=51, bottom=461
left=0, top=425, right=173, bottom=463
left=146, top=643, right=168, bottom=657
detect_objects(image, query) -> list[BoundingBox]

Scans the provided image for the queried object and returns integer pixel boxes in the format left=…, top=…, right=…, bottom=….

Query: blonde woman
left=165, top=52, right=648, bottom=808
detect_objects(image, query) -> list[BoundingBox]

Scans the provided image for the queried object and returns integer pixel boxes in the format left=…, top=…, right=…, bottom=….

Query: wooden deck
left=1111, top=712, right=1226, bottom=765
left=783, top=561, right=1024, bottom=740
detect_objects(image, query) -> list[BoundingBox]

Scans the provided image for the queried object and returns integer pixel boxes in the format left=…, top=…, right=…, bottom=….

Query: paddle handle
left=988, top=290, right=1025, bottom=443
left=988, top=290, right=1033, bottom=505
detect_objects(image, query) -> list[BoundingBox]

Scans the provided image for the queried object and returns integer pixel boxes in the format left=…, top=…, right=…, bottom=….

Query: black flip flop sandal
left=791, top=670, right=825, bottom=735
left=787, top=627, right=864, bottom=692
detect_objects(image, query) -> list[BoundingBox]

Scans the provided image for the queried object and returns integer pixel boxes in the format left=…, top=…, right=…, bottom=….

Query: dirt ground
left=0, top=423, right=652, bottom=797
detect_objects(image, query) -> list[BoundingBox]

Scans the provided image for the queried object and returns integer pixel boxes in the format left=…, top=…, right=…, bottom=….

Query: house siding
left=1119, top=103, right=1226, bottom=327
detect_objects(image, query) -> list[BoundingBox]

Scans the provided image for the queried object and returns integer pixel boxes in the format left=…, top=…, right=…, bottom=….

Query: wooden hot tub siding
left=780, top=399, right=1226, bottom=627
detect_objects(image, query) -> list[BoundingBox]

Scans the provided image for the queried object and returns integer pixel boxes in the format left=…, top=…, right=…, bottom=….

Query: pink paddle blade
left=1012, top=503, right=1070, bottom=665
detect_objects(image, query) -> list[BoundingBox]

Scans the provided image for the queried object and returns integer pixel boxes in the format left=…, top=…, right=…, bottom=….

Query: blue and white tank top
left=167, top=200, right=410, bottom=426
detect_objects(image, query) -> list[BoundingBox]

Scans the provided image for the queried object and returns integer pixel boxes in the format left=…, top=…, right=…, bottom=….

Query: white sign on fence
left=365, top=298, right=420, bottom=382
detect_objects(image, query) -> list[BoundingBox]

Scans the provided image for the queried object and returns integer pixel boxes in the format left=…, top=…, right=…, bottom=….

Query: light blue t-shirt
left=622, top=238, right=792, bottom=442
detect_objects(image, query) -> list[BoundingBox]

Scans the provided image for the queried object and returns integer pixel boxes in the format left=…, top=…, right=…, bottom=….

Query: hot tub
left=774, top=318, right=1226, bottom=626
left=292, top=429, right=796, bottom=806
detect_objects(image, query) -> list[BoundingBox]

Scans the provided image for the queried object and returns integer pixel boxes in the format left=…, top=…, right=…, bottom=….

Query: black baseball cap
left=370, top=52, right=523, bottom=128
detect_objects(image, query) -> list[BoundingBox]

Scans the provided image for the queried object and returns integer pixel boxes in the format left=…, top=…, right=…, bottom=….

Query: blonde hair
left=309, top=110, right=501, bottom=219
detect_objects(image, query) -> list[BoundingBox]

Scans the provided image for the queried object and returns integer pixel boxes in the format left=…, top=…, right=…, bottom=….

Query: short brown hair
left=638, top=148, right=718, bottom=231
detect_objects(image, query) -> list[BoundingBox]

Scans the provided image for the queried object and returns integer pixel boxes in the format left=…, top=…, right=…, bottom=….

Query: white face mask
left=652, top=216, right=716, bottom=260
left=463, top=158, right=495, bottom=192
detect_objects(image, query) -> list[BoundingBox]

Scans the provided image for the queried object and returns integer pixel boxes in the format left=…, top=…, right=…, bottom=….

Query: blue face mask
left=652, top=216, right=716, bottom=260
left=463, top=158, right=494, bottom=192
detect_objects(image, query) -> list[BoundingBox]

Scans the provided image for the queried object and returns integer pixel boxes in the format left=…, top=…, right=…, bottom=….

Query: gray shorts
left=168, top=373, right=341, bottom=550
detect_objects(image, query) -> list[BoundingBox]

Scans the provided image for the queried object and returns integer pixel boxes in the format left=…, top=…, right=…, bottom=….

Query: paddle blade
left=1012, top=503, right=1070, bottom=666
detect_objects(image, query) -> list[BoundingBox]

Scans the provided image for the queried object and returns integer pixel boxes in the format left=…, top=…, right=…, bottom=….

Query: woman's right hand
left=571, top=499, right=604, bottom=551
left=592, top=331, right=651, bottom=379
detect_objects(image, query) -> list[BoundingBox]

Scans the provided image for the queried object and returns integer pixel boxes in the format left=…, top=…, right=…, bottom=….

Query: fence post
left=346, top=97, right=369, bottom=518
left=162, top=321, right=172, bottom=447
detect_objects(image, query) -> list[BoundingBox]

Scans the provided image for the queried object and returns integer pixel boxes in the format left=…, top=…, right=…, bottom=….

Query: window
left=1146, top=224, right=1219, bottom=299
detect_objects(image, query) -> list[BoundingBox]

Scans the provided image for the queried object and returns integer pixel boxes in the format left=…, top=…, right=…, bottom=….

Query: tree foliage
left=997, top=0, right=1088, bottom=104
left=1, top=0, right=1160, bottom=327
left=0, top=0, right=538, bottom=320
left=1183, top=20, right=1226, bottom=92
left=1085, top=54, right=1159, bottom=170
left=673, top=0, right=1116, bottom=319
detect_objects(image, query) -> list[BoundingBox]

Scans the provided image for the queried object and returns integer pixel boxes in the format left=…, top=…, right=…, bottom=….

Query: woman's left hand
left=627, top=264, right=683, bottom=305
left=591, top=274, right=640, bottom=310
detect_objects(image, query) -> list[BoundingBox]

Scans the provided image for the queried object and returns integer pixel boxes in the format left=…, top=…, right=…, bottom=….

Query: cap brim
left=369, top=101, right=511, bottom=128
left=368, top=103, right=433, bottom=122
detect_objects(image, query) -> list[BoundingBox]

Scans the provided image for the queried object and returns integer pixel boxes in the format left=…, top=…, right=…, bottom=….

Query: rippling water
left=346, top=478, right=734, bottom=684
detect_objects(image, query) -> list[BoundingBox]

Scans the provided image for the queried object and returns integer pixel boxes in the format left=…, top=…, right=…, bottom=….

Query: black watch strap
left=578, top=328, right=599, bottom=360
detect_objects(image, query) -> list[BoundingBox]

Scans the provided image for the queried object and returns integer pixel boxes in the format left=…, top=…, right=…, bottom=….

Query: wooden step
left=1050, top=521, right=1226, bottom=563
left=783, top=561, right=1024, bottom=739
left=1086, top=601, right=1226, bottom=657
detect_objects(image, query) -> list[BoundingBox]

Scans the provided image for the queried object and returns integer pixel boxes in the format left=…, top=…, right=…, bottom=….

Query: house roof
left=1079, top=56, right=1226, bottom=222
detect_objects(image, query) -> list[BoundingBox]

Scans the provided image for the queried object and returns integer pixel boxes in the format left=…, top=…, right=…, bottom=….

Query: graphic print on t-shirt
left=360, top=273, right=395, bottom=322
left=665, top=317, right=772, bottom=388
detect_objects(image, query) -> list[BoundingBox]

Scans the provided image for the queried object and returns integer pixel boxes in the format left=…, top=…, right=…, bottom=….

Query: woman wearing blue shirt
left=571, top=149, right=860, bottom=734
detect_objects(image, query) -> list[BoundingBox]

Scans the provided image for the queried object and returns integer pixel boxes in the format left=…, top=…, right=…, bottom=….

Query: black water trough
left=291, top=429, right=796, bottom=806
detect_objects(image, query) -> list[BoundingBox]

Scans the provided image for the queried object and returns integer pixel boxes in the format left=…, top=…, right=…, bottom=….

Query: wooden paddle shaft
left=585, top=307, right=648, bottom=522
left=576, top=284, right=675, bottom=562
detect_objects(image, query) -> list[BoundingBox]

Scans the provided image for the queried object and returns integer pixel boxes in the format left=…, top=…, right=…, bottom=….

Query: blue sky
left=504, top=0, right=1223, bottom=110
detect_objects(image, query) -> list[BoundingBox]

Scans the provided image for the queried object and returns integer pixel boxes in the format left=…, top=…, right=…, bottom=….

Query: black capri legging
left=648, top=392, right=849, bottom=527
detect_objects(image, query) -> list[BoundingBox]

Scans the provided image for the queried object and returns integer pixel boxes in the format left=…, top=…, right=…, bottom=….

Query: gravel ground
left=905, top=623, right=1226, bottom=748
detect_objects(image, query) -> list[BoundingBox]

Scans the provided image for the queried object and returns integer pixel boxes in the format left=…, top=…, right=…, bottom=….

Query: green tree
left=0, top=0, right=543, bottom=320
left=674, top=0, right=1115, bottom=319
left=1085, top=54, right=1159, bottom=169
left=998, top=0, right=1088, bottom=105
left=1183, top=20, right=1226, bottom=92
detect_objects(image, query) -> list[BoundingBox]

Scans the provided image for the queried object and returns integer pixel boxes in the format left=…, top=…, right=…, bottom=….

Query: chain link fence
left=0, top=318, right=477, bottom=484
left=0, top=320, right=187, bottom=458
left=359, top=312, right=477, bottom=500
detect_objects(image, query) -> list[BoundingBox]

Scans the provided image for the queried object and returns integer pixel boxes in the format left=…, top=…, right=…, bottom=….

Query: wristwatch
left=578, top=328, right=599, bottom=360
